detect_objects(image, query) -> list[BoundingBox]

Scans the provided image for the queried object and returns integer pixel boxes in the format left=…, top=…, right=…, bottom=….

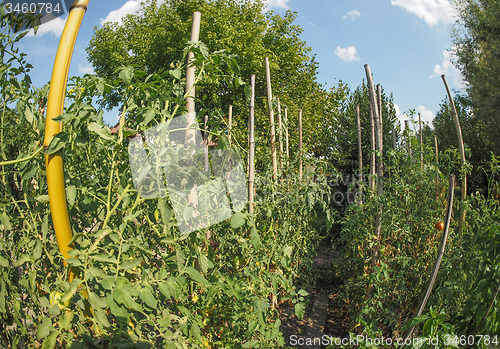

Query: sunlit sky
left=17, top=0, right=465, bottom=128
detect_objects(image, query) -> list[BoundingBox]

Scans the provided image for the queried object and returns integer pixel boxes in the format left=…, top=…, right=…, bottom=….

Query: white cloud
left=78, top=64, right=94, bottom=75
left=265, top=0, right=291, bottom=9
left=27, top=16, right=66, bottom=37
left=431, top=48, right=466, bottom=89
left=391, top=0, right=457, bottom=26
left=343, top=10, right=361, bottom=20
left=101, top=0, right=142, bottom=25
left=335, top=46, right=360, bottom=62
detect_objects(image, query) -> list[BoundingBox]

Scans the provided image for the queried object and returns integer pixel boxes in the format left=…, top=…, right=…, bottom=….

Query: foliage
left=452, top=0, right=500, bottom=155
left=0, top=16, right=332, bottom=347
left=333, top=124, right=500, bottom=346
left=433, top=94, right=492, bottom=193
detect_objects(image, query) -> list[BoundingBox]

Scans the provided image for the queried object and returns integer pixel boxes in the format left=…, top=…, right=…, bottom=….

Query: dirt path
left=280, top=245, right=350, bottom=348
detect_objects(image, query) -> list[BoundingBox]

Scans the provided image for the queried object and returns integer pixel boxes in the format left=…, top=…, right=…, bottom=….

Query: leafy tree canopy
left=452, top=0, right=500, bottom=154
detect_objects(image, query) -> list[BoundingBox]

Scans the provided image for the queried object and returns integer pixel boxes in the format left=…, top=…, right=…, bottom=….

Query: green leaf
left=159, top=279, right=181, bottom=299
left=37, top=317, right=52, bottom=340
left=119, top=66, right=134, bottom=85
left=119, top=257, right=142, bottom=271
left=0, top=256, right=9, bottom=267
left=242, top=340, right=259, bottom=348
left=66, top=185, right=77, bottom=207
left=406, top=314, right=429, bottom=330
left=52, top=113, right=72, bottom=122
left=33, top=240, right=42, bottom=260
left=230, top=212, right=245, bottom=228
left=61, top=278, right=81, bottom=303
left=40, top=331, right=58, bottom=349
left=24, top=105, right=34, bottom=124
left=88, top=291, right=107, bottom=309
left=184, top=266, right=210, bottom=286
left=94, top=307, right=111, bottom=327
left=46, top=132, right=69, bottom=155
left=190, top=322, right=202, bottom=343
left=139, top=287, right=158, bottom=309
left=169, top=68, right=182, bottom=79
left=0, top=212, right=11, bottom=231
left=88, top=122, right=115, bottom=141
left=36, top=195, right=50, bottom=203
left=294, top=302, right=306, bottom=320
left=14, top=254, right=30, bottom=267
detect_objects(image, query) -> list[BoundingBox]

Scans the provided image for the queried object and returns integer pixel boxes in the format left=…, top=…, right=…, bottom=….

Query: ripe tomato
left=435, top=221, right=444, bottom=231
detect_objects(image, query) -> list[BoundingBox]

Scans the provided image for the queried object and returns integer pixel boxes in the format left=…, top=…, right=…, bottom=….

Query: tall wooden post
left=185, top=11, right=201, bottom=211
left=365, top=64, right=384, bottom=285
left=442, top=75, right=466, bottom=237
left=228, top=104, right=232, bottom=145
left=377, top=84, right=383, bottom=152
left=370, top=108, right=376, bottom=191
left=248, top=75, right=256, bottom=214
left=356, top=105, right=363, bottom=205
left=285, top=107, right=290, bottom=166
left=419, top=113, right=423, bottom=172
left=265, top=57, right=278, bottom=181
left=298, top=109, right=303, bottom=180
left=277, top=98, right=284, bottom=171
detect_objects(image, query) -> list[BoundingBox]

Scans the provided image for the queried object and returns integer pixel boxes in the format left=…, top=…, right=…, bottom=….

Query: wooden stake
left=370, top=107, right=376, bottom=191
left=400, top=174, right=455, bottom=346
left=185, top=11, right=201, bottom=145
left=419, top=113, right=423, bottom=172
left=265, top=57, right=278, bottom=181
left=185, top=11, right=201, bottom=212
left=405, top=120, right=412, bottom=157
left=442, top=74, right=466, bottom=237
left=277, top=98, right=284, bottom=171
left=298, top=109, right=303, bottom=180
left=365, top=64, right=384, bottom=290
left=248, top=75, right=256, bottom=214
left=228, top=104, right=232, bottom=145
left=356, top=105, right=363, bottom=205
left=285, top=107, right=290, bottom=167
left=392, top=125, right=397, bottom=150
left=377, top=84, right=383, bottom=152
left=434, top=134, right=440, bottom=205
left=204, top=114, right=209, bottom=172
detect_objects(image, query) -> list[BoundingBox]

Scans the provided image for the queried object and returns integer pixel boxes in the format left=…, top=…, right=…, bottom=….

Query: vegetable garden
left=0, top=1, right=499, bottom=348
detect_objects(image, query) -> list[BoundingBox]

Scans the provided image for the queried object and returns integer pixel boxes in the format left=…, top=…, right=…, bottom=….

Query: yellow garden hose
left=43, top=0, right=89, bottom=269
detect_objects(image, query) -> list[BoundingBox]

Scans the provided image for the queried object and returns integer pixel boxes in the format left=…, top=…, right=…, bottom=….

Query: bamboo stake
left=442, top=74, right=467, bottom=237
left=400, top=174, right=455, bottom=346
left=248, top=75, right=256, bottom=214
left=365, top=64, right=384, bottom=285
left=265, top=57, right=278, bottom=181
left=285, top=107, right=290, bottom=167
left=356, top=105, right=363, bottom=205
left=277, top=98, right=284, bottom=171
left=434, top=135, right=440, bottom=206
left=185, top=11, right=201, bottom=213
left=405, top=120, right=412, bottom=157
left=392, top=126, right=397, bottom=150
left=204, top=114, right=209, bottom=172
left=298, top=109, right=303, bottom=180
left=228, top=104, right=232, bottom=145
left=419, top=113, right=423, bottom=172
left=185, top=11, right=201, bottom=145
left=377, top=84, right=383, bottom=152
left=370, top=107, right=376, bottom=191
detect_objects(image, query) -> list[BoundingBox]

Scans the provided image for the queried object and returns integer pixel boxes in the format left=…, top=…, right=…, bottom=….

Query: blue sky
left=16, top=0, right=464, bottom=128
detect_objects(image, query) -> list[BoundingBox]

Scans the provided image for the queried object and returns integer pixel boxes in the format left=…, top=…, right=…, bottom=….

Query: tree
left=452, top=0, right=500, bottom=155
left=86, top=0, right=335, bottom=173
